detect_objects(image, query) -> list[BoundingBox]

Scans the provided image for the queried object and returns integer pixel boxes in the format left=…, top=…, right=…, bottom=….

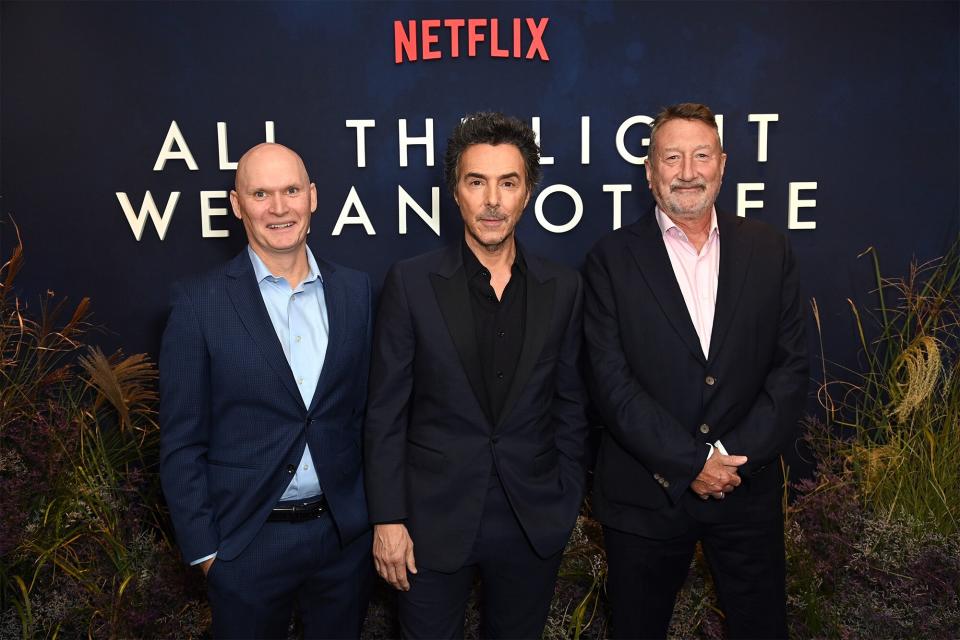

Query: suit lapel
left=308, top=258, right=344, bottom=414
left=496, top=253, right=555, bottom=429
left=627, top=213, right=706, bottom=364
left=225, top=251, right=306, bottom=411
left=430, top=244, right=489, bottom=418
left=708, top=213, right=754, bottom=362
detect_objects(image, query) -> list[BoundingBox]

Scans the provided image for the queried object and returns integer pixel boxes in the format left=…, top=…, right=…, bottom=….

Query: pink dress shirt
left=654, top=206, right=720, bottom=359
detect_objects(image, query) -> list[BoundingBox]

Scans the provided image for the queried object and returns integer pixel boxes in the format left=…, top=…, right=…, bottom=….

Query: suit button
left=491, top=436, right=500, bottom=444
left=699, top=423, right=710, bottom=434
left=662, top=480, right=670, bottom=488
left=705, top=375, right=716, bottom=386
left=286, top=464, right=296, bottom=474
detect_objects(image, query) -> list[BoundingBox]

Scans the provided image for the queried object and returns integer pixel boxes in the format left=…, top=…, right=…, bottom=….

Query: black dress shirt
left=462, top=240, right=527, bottom=425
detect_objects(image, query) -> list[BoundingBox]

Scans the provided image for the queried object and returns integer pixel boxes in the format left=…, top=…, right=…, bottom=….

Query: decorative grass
left=0, top=226, right=205, bottom=638
left=812, top=241, right=960, bottom=536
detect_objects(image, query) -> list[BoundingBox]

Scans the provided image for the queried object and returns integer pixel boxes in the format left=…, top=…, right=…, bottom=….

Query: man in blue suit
left=160, top=143, right=373, bottom=639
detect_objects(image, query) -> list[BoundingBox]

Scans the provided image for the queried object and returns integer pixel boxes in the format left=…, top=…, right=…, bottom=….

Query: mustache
left=670, top=179, right=707, bottom=191
left=478, top=207, right=507, bottom=220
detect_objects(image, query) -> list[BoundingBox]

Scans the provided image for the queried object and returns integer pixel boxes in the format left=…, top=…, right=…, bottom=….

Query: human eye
left=287, top=186, right=300, bottom=195
left=501, top=180, right=516, bottom=189
left=253, top=190, right=266, bottom=199
left=663, top=154, right=680, bottom=163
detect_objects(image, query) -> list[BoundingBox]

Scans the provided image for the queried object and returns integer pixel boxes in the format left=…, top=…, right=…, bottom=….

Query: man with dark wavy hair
left=364, top=112, right=589, bottom=638
left=585, top=102, right=807, bottom=639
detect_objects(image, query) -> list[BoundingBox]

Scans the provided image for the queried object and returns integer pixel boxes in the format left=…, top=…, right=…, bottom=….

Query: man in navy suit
left=585, top=103, right=807, bottom=639
left=364, top=113, right=589, bottom=638
left=160, top=143, right=372, bottom=638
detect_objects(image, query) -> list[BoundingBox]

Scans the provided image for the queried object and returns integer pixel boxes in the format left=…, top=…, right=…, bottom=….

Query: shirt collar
left=247, top=245, right=323, bottom=287
left=461, top=236, right=527, bottom=278
left=655, top=206, right=719, bottom=240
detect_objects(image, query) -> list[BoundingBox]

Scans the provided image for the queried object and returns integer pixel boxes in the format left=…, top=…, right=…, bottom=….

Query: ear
left=645, top=158, right=654, bottom=185
left=719, top=152, right=727, bottom=180
left=309, top=183, right=318, bottom=213
left=229, top=190, right=242, bottom=220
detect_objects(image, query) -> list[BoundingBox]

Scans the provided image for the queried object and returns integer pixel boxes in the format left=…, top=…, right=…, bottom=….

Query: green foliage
left=786, top=421, right=960, bottom=638
left=0, top=227, right=205, bottom=638
left=544, top=514, right=608, bottom=640
left=813, top=240, right=960, bottom=535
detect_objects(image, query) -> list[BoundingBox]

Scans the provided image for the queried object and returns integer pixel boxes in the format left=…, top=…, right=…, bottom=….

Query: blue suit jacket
left=159, top=249, right=372, bottom=563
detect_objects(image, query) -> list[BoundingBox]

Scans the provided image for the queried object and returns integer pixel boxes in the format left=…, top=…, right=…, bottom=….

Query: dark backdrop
left=2, top=1, right=958, bottom=435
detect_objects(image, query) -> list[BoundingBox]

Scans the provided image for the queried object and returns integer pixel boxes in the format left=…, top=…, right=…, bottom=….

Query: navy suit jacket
left=364, top=243, right=590, bottom=572
left=159, top=249, right=372, bottom=563
left=584, top=210, right=808, bottom=538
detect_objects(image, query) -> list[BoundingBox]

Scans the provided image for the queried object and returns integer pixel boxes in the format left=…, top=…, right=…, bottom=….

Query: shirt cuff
left=705, top=439, right=729, bottom=462
left=190, top=551, right=217, bottom=566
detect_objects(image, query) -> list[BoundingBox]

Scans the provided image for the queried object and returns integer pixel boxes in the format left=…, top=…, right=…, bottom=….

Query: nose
left=268, top=192, right=287, bottom=214
left=484, top=183, right=500, bottom=208
left=679, top=155, right=697, bottom=181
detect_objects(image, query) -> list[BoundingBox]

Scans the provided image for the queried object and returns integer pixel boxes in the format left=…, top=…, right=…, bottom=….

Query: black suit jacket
left=584, top=210, right=807, bottom=538
left=364, top=243, right=589, bottom=572
left=159, top=249, right=372, bottom=563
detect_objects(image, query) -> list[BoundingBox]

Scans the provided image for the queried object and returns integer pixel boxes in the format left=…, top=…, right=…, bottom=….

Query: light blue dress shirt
left=248, top=245, right=329, bottom=501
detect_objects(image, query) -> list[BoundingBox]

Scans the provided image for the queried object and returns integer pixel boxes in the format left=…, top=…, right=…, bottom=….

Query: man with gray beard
left=584, top=103, right=807, bottom=639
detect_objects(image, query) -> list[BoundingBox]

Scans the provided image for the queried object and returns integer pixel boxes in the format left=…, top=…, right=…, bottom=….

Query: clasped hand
left=690, top=452, right=747, bottom=500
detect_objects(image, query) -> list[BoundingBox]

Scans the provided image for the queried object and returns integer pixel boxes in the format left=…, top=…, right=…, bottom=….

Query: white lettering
left=153, top=121, right=198, bottom=171
left=398, top=185, right=440, bottom=236
left=748, top=114, right=779, bottom=162
left=531, top=117, right=554, bottom=165
left=200, top=191, right=230, bottom=238
left=788, top=182, right=817, bottom=230
left=333, top=186, right=377, bottom=235
left=398, top=118, right=434, bottom=167
left=535, top=184, right=582, bottom=233
left=581, top=116, right=591, bottom=165
left=737, top=183, right=765, bottom=217
left=615, top=115, right=653, bottom=165
left=347, top=119, right=376, bottom=168
left=117, top=191, right=179, bottom=241
left=603, top=184, right=632, bottom=229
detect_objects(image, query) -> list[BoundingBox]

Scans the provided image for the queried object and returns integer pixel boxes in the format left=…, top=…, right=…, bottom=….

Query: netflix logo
left=394, top=18, right=549, bottom=63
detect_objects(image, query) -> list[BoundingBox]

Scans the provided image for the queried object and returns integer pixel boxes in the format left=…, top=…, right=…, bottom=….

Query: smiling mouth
left=267, top=222, right=296, bottom=229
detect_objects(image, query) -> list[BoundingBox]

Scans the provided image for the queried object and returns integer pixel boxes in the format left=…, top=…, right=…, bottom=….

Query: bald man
left=160, top=144, right=373, bottom=638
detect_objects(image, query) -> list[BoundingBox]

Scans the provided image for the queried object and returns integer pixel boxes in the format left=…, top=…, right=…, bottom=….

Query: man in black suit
left=364, top=112, right=589, bottom=639
left=584, top=103, right=807, bottom=639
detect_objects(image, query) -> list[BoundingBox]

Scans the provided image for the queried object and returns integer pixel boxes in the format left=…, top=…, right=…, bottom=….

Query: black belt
left=267, top=496, right=328, bottom=523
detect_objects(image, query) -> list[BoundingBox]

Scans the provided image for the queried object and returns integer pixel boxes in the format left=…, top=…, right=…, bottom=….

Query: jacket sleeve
left=159, top=281, right=220, bottom=563
left=716, top=238, right=808, bottom=476
left=551, top=273, right=590, bottom=502
left=363, top=264, right=416, bottom=523
left=584, top=248, right=705, bottom=504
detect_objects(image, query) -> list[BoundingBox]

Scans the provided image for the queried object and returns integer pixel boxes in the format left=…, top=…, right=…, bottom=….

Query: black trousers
left=206, top=511, right=373, bottom=639
left=603, top=514, right=787, bottom=640
left=398, top=474, right=564, bottom=639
